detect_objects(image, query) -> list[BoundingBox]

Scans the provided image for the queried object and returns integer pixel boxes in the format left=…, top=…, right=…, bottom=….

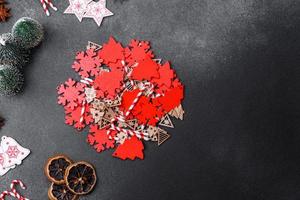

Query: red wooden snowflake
left=57, top=78, right=85, bottom=110
left=72, top=48, right=103, bottom=78
left=65, top=104, right=93, bottom=130
left=87, top=125, right=116, bottom=152
left=57, top=37, right=185, bottom=160
left=93, top=68, right=124, bottom=99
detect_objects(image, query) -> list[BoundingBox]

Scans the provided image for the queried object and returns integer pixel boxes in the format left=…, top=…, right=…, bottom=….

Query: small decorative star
left=64, top=0, right=92, bottom=22
left=84, top=0, right=113, bottom=26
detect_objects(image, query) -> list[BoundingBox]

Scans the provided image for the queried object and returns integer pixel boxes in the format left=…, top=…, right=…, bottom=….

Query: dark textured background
left=0, top=0, right=300, bottom=199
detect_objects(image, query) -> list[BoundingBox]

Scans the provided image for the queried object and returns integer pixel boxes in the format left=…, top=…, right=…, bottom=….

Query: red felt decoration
left=72, top=48, right=103, bottom=78
left=120, top=89, right=140, bottom=113
left=125, top=39, right=154, bottom=65
left=65, top=104, right=93, bottom=130
left=113, top=136, right=144, bottom=160
left=57, top=78, right=85, bottom=110
left=151, top=62, right=175, bottom=93
left=130, top=57, right=160, bottom=81
left=98, top=37, right=124, bottom=64
left=154, top=84, right=184, bottom=113
left=131, top=96, right=164, bottom=125
left=57, top=37, right=185, bottom=160
left=87, top=125, right=116, bottom=152
left=93, top=68, right=124, bottom=99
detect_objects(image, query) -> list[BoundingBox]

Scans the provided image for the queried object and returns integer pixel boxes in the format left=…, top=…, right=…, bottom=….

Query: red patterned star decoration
left=57, top=37, right=185, bottom=160
left=64, top=0, right=113, bottom=26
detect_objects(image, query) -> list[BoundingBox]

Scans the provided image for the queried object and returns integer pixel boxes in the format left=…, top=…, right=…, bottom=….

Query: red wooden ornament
left=87, top=125, right=116, bottom=152
left=57, top=37, right=185, bottom=160
left=98, top=37, right=124, bottom=64
left=93, top=68, right=124, bottom=99
left=113, top=136, right=144, bottom=160
left=125, top=39, right=154, bottom=65
left=72, top=48, right=103, bottom=78
left=57, top=78, right=85, bottom=110
left=130, top=57, right=160, bottom=81
left=65, top=104, right=93, bottom=130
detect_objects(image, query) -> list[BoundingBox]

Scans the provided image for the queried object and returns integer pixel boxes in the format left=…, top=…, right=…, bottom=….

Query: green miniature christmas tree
left=0, top=65, right=24, bottom=96
left=0, top=33, right=29, bottom=68
left=12, top=17, right=44, bottom=49
left=0, top=17, right=44, bottom=96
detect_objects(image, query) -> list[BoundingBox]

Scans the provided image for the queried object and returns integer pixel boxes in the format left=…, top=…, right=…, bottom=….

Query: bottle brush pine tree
left=0, top=33, right=29, bottom=68
left=12, top=17, right=44, bottom=49
left=0, top=17, right=44, bottom=96
left=0, top=65, right=24, bottom=96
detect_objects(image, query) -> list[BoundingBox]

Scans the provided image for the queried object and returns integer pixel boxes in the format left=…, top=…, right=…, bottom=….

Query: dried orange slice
left=48, top=182, right=78, bottom=200
left=65, top=161, right=97, bottom=195
left=45, top=155, right=73, bottom=184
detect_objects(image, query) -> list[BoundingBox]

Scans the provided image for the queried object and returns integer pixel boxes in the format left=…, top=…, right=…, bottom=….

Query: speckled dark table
left=0, top=0, right=300, bottom=199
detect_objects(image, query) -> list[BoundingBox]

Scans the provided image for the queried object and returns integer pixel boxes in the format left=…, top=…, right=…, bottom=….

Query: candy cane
left=111, top=122, right=149, bottom=140
left=107, top=82, right=153, bottom=140
left=39, top=0, right=57, bottom=16
left=39, top=0, right=49, bottom=16
left=0, top=191, right=11, bottom=200
left=0, top=180, right=29, bottom=200
left=125, top=89, right=144, bottom=117
left=45, top=0, right=58, bottom=11
left=79, top=78, right=94, bottom=123
left=107, top=85, right=146, bottom=135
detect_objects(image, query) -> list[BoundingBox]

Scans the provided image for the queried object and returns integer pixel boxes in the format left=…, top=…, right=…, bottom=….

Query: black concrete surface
left=0, top=0, right=300, bottom=199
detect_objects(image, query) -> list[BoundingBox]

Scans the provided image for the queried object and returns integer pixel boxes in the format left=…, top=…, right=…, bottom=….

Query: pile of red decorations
left=57, top=37, right=185, bottom=160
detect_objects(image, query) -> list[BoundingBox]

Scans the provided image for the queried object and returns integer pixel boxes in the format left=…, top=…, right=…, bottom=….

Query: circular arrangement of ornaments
left=57, top=37, right=185, bottom=160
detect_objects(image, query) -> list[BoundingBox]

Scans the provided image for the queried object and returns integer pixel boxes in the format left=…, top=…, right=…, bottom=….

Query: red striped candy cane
left=0, top=190, right=12, bottom=200
left=111, top=122, right=149, bottom=140
left=39, top=0, right=49, bottom=16
left=10, top=180, right=29, bottom=200
left=79, top=78, right=93, bottom=123
left=39, top=0, right=57, bottom=16
left=107, top=82, right=154, bottom=140
left=45, top=0, right=57, bottom=11
left=106, top=86, right=146, bottom=137
left=0, top=180, right=29, bottom=200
